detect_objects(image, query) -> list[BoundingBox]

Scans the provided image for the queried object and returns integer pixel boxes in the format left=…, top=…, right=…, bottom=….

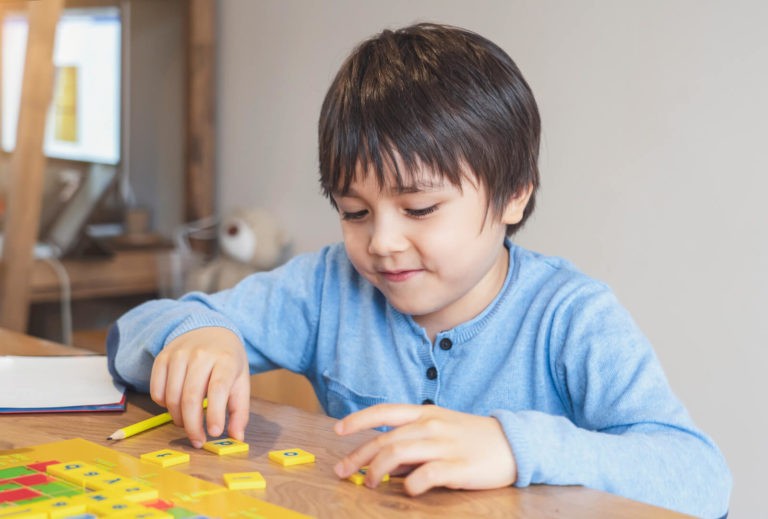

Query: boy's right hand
left=149, top=327, right=250, bottom=448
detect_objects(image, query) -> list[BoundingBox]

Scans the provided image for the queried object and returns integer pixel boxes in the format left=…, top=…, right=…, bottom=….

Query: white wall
left=218, top=1, right=767, bottom=516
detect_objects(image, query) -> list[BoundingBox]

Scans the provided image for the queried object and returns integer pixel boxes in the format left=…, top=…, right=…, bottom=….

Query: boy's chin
left=386, top=298, right=440, bottom=320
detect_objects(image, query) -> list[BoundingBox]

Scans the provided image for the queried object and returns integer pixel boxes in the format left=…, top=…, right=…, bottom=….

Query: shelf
left=27, top=249, right=162, bottom=303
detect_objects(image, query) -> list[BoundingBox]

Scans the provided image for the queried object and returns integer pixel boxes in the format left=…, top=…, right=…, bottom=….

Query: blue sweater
left=108, top=241, right=731, bottom=517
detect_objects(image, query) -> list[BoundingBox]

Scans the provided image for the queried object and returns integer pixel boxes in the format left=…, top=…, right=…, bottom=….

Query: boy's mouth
left=379, top=269, right=422, bottom=282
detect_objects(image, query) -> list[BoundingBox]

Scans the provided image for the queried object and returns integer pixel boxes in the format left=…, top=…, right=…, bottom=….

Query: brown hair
left=318, top=23, right=540, bottom=235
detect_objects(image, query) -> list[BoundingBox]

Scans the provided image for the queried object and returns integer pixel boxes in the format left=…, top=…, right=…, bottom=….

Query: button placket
left=420, top=336, right=442, bottom=407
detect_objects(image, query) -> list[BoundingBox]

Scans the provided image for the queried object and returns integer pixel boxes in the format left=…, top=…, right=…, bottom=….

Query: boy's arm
left=106, top=250, right=331, bottom=446
left=106, top=297, right=234, bottom=392
left=491, top=288, right=732, bottom=519
left=107, top=250, right=330, bottom=391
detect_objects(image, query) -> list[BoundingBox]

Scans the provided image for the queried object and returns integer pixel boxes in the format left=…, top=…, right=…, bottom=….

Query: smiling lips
left=379, top=269, right=422, bottom=282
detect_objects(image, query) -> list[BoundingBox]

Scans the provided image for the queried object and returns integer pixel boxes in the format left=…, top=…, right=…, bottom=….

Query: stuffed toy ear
left=219, top=215, right=257, bottom=264
left=224, top=208, right=289, bottom=271
left=185, top=207, right=290, bottom=293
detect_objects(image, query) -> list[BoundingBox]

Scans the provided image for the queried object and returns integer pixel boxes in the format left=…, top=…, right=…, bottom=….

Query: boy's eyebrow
left=335, top=180, right=447, bottom=198
left=393, top=185, right=429, bottom=194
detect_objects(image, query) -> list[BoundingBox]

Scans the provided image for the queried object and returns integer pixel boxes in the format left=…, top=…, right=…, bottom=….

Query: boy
left=107, top=23, right=731, bottom=518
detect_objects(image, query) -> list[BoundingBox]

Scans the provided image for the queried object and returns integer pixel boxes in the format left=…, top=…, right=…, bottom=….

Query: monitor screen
left=1, top=8, right=121, bottom=165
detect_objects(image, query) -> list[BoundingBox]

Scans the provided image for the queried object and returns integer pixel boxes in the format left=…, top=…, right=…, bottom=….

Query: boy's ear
left=501, top=183, right=534, bottom=225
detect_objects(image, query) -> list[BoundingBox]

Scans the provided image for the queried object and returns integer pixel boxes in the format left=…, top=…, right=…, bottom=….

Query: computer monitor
left=1, top=7, right=121, bottom=165
left=0, top=163, right=116, bottom=259
left=45, top=163, right=117, bottom=256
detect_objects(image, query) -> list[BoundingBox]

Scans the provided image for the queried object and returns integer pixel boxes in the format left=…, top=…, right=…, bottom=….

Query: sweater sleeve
left=491, top=286, right=731, bottom=519
left=107, top=249, right=328, bottom=393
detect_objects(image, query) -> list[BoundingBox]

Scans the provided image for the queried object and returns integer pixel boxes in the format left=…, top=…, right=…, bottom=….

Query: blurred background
left=0, top=1, right=763, bottom=515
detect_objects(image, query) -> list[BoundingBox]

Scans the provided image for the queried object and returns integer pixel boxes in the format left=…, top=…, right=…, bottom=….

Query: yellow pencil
left=107, top=399, right=208, bottom=440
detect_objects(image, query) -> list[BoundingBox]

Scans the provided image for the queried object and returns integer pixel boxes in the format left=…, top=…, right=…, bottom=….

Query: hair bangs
left=324, top=91, right=467, bottom=197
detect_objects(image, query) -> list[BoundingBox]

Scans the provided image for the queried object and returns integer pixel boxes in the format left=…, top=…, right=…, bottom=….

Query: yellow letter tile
left=88, top=473, right=132, bottom=490
left=140, top=449, right=190, bottom=467
left=72, top=492, right=142, bottom=516
left=268, top=448, right=315, bottom=466
left=110, top=483, right=160, bottom=503
left=202, top=438, right=249, bottom=455
left=28, top=497, right=87, bottom=519
left=46, top=462, right=121, bottom=490
left=222, top=472, right=266, bottom=490
left=348, top=466, right=389, bottom=485
left=46, top=461, right=95, bottom=484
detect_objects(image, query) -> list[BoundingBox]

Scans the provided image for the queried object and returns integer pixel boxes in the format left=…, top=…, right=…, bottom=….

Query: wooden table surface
left=0, top=328, right=692, bottom=518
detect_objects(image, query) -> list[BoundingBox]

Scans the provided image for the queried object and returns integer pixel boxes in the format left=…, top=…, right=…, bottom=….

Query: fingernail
left=334, top=462, right=346, bottom=477
left=209, top=426, right=222, bottom=437
left=191, top=440, right=203, bottom=449
left=334, top=422, right=344, bottom=434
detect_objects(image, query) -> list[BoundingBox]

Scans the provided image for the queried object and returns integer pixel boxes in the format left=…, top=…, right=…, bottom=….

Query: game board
left=0, top=438, right=308, bottom=518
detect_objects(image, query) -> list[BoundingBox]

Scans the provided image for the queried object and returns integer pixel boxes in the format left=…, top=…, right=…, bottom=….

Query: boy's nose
left=368, top=218, right=408, bottom=256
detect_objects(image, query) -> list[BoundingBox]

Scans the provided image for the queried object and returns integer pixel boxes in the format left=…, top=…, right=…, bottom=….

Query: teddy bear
left=186, top=207, right=290, bottom=293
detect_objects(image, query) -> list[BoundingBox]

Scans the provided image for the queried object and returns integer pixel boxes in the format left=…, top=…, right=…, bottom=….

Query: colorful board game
left=0, top=438, right=308, bottom=518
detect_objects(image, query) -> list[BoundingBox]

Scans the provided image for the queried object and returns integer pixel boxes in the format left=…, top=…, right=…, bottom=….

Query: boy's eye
left=406, top=205, right=439, bottom=218
left=341, top=209, right=368, bottom=221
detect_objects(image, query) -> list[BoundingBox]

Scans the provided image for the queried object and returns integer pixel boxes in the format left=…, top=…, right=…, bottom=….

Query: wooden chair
left=0, top=0, right=64, bottom=333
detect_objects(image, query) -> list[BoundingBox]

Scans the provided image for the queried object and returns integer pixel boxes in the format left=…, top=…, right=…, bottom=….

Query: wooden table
left=0, top=328, right=692, bottom=518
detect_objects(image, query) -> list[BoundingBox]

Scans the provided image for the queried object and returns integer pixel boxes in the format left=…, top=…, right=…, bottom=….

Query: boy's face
left=332, top=162, right=531, bottom=337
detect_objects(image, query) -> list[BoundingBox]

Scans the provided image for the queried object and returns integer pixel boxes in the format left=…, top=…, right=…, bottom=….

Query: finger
left=403, top=460, right=466, bottom=496
left=180, top=394, right=207, bottom=449
left=204, top=382, right=228, bottom=439
left=225, top=373, right=251, bottom=441
left=180, top=388, right=208, bottom=449
left=162, top=352, right=192, bottom=428
left=335, top=422, right=439, bottom=478
left=149, top=353, right=169, bottom=407
left=363, top=439, right=449, bottom=488
left=181, top=359, right=217, bottom=448
left=203, top=356, right=243, bottom=438
left=335, top=404, right=427, bottom=435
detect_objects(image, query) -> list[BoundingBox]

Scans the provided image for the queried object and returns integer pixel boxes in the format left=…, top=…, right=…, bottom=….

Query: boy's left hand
left=333, top=404, right=517, bottom=495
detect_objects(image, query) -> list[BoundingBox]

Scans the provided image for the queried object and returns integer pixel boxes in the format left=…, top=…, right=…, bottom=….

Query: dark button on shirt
left=426, top=366, right=438, bottom=380
left=439, top=338, right=453, bottom=350
left=422, top=399, right=434, bottom=405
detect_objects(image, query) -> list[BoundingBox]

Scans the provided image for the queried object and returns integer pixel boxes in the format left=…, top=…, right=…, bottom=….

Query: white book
left=0, top=355, right=126, bottom=413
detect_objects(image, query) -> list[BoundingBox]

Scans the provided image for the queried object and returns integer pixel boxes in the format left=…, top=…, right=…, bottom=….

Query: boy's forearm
left=492, top=409, right=731, bottom=519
